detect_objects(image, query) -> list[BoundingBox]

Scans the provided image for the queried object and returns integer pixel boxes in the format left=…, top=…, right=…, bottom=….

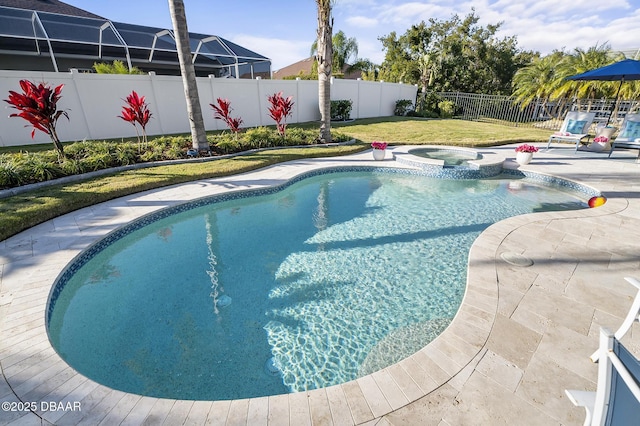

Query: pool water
left=410, top=148, right=481, bottom=166
left=47, top=170, right=587, bottom=400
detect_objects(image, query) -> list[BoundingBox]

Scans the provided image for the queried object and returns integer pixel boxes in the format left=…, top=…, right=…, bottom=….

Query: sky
left=63, top=0, right=640, bottom=72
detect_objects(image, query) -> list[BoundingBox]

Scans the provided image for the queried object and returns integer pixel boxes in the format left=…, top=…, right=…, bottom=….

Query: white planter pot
left=516, top=151, right=533, bottom=165
left=590, top=141, right=610, bottom=152
left=372, top=149, right=386, bottom=161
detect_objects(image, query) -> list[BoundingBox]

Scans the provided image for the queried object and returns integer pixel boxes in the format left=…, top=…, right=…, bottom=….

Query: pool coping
left=1, top=144, right=639, bottom=425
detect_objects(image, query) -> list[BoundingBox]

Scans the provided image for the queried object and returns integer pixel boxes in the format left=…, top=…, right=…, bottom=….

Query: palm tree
left=553, top=44, right=622, bottom=108
left=311, top=30, right=358, bottom=75
left=168, top=0, right=208, bottom=151
left=315, top=0, right=333, bottom=143
left=512, top=52, right=563, bottom=116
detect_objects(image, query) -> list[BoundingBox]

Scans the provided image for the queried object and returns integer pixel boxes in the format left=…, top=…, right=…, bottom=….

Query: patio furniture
left=608, top=113, right=640, bottom=158
left=565, top=327, right=640, bottom=426
left=591, top=277, right=640, bottom=362
left=546, top=111, right=596, bottom=151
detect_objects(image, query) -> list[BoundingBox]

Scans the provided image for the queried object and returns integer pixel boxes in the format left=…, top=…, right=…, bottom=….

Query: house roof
left=0, top=0, right=103, bottom=19
left=272, top=57, right=315, bottom=79
left=273, top=56, right=362, bottom=80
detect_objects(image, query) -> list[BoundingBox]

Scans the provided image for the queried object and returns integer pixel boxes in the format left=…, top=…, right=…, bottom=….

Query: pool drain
left=264, top=357, right=282, bottom=376
left=500, top=252, right=534, bottom=267
left=216, top=295, right=232, bottom=307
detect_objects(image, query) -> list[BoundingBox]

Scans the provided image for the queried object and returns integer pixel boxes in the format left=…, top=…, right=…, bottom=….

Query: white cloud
left=347, top=16, right=379, bottom=28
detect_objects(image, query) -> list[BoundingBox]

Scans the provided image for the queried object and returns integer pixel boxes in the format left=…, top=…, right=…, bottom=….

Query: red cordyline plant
left=267, top=92, right=294, bottom=138
left=118, top=91, right=152, bottom=149
left=4, top=80, right=69, bottom=160
left=211, top=98, right=243, bottom=138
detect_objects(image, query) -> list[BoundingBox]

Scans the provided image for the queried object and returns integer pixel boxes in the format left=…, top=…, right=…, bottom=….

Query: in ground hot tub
left=408, top=147, right=482, bottom=167
left=393, top=146, right=504, bottom=179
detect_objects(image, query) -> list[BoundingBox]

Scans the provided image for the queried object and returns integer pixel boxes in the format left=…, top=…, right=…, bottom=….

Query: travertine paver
left=1, top=145, right=640, bottom=425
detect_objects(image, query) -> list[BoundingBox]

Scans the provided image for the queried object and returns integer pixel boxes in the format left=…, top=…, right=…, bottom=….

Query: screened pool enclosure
left=0, top=4, right=271, bottom=78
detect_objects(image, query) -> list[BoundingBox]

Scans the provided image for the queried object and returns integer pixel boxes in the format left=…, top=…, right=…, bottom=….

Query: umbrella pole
left=605, top=78, right=624, bottom=126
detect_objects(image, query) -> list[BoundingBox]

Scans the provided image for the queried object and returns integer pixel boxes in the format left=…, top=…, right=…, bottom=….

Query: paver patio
left=1, top=144, right=639, bottom=425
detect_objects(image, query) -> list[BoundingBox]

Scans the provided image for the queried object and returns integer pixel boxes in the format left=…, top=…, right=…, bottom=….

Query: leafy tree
left=378, top=11, right=533, bottom=96
left=553, top=44, right=624, bottom=106
left=513, top=44, right=637, bottom=118
left=512, top=51, right=562, bottom=115
left=352, top=59, right=380, bottom=81
left=315, top=0, right=333, bottom=143
left=168, top=0, right=208, bottom=151
left=378, top=31, right=414, bottom=84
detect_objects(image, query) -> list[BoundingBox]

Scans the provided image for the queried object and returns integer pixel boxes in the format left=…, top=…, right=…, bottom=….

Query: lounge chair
left=590, top=277, right=640, bottom=362
left=565, top=327, right=640, bottom=425
left=608, top=113, right=640, bottom=158
left=546, top=111, right=596, bottom=151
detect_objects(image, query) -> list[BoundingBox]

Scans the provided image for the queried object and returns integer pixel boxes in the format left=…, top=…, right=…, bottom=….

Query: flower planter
left=595, top=126, right=617, bottom=139
left=372, top=148, right=386, bottom=161
left=590, top=141, right=610, bottom=152
left=515, top=151, right=533, bottom=165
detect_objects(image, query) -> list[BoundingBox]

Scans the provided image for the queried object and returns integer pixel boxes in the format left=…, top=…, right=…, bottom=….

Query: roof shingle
left=0, top=0, right=104, bottom=19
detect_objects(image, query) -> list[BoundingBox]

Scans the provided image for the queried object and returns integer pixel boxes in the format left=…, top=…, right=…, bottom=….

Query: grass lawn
left=0, top=118, right=549, bottom=242
left=332, top=116, right=551, bottom=146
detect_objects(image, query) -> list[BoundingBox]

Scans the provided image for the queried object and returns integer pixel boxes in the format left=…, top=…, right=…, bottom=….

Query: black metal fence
left=437, top=92, right=639, bottom=131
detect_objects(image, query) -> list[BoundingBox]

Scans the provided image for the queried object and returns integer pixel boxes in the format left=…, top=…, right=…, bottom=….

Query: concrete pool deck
left=1, top=143, right=640, bottom=425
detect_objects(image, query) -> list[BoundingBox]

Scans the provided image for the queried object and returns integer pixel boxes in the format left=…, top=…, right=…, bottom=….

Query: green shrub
left=19, top=153, right=64, bottom=183
left=406, top=110, right=439, bottom=118
left=438, top=100, right=456, bottom=119
left=0, top=156, right=23, bottom=188
left=213, top=134, right=240, bottom=154
left=417, top=91, right=445, bottom=116
left=61, top=158, right=89, bottom=175
left=0, top=125, right=354, bottom=188
left=147, top=136, right=190, bottom=160
left=84, top=152, right=115, bottom=171
left=114, top=143, right=139, bottom=165
left=245, top=127, right=276, bottom=148
left=394, top=99, right=414, bottom=116
left=284, top=127, right=312, bottom=145
left=65, top=140, right=94, bottom=160
left=331, top=100, right=353, bottom=121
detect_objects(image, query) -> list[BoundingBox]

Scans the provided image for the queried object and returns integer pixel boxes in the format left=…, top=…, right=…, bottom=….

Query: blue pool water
left=47, top=169, right=587, bottom=400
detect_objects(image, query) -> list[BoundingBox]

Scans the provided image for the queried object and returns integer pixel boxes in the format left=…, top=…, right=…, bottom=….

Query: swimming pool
left=47, top=168, right=588, bottom=401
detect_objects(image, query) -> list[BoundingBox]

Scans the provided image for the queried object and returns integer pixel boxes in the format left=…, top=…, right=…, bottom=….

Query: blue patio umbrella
left=567, top=59, right=640, bottom=125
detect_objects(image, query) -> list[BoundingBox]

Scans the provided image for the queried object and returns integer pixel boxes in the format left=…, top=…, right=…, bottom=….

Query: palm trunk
left=168, top=0, right=208, bottom=151
left=316, top=0, right=333, bottom=143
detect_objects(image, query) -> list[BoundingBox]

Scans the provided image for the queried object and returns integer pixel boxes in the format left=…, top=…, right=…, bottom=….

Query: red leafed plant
left=4, top=80, right=69, bottom=160
left=118, top=91, right=152, bottom=149
left=211, top=98, right=243, bottom=138
left=267, top=92, right=294, bottom=138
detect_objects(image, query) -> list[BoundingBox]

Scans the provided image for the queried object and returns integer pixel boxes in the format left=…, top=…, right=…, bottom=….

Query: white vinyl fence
left=0, top=70, right=417, bottom=147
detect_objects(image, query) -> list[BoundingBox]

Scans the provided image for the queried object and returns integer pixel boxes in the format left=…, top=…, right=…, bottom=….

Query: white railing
left=0, top=70, right=417, bottom=147
left=438, top=91, right=639, bottom=130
